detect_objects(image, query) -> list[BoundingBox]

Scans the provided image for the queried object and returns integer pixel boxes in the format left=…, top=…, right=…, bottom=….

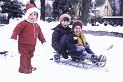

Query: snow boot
left=98, top=55, right=107, bottom=62
left=54, top=52, right=61, bottom=62
left=90, top=55, right=99, bottom=63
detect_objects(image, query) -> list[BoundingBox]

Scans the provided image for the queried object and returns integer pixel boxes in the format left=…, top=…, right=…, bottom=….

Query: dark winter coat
left=51, top=24, right=72, bottom=52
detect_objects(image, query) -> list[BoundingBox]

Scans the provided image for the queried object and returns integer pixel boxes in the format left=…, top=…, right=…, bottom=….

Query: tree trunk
left=80, top=0, right=91, bottom=26
left=120, top=0, right=123, bottom=16
left=40, top=0, right=45, bottom=21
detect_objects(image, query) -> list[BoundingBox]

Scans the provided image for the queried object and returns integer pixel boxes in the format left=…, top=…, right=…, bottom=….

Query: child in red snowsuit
left=11, top=7, right=46, bottom=74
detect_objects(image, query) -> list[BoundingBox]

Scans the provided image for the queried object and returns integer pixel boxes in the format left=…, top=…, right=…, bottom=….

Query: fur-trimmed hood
left=59, top=14, right=71, bottom=23
left=24, top=7, right=40, bottom=23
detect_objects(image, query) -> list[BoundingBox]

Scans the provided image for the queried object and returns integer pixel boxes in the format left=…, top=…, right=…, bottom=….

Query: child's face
left=73, top=25, right=82, bottom=35
left=28, top=12, right=38, bottom=23
left=61, top=20, right=70, bottom=28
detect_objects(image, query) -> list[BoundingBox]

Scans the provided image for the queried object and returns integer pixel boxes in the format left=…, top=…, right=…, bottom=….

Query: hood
left=24, top=7, right=40, bottom=23
left=59, top=14, right=71, bottom=23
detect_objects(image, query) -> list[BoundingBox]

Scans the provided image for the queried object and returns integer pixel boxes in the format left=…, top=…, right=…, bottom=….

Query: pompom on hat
left=72, top=20, right=83, bottom=30
left=59, top=14, right=71, bottom=23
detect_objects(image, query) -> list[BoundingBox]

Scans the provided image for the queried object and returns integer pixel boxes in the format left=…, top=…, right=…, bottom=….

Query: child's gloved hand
left=76, top=45, right=85, bottom=51
left=42, top=42, right=47, bottom=45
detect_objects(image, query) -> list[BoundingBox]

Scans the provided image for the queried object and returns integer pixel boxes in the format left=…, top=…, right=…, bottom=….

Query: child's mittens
left=76, top=45, right=85, bottom=51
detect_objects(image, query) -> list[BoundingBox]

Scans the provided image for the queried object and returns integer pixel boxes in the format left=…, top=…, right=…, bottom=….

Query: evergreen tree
left=29, top=0, right=36, bottom=7
left=52, top=0, right=73, bottom=20
left=1, top=0, right=23, bottom=19
left=95, top=0, right=106, bottom=7
left=52, top=0, right=60, bottom=20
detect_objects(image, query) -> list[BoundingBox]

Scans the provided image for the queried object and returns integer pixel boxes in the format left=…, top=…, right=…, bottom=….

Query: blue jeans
left=60, top=35, right=68, bottom=51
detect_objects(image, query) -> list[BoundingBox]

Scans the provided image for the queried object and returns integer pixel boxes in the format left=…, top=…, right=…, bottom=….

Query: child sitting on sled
left=52, top=13, right=72, bottom=60
left=61, top=20, right=106, bottom=63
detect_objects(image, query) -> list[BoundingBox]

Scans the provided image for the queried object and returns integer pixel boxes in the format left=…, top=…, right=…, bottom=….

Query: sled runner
left=52, top=52, right=107, bottom=69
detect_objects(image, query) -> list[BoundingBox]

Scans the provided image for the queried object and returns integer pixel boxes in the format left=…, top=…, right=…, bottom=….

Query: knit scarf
left=75, top=32, right=86, bottom=46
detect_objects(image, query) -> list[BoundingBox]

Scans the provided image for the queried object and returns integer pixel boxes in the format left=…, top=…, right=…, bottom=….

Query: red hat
left=24, top=2, right=36, bottom=13
left=72, top=20, right=83, bottom=30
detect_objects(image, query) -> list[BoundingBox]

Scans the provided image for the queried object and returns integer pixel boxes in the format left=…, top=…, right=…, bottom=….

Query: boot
left=54, top=52, right=61, bottom=62
left=98, top=55, right=107, bottom=62
left=90, top=55, right=99, bottom=63
left=91, top=55, right=107, bottom=63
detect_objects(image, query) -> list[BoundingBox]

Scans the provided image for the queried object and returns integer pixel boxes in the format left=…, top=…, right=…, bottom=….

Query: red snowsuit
left=11, top=7, right=46, bottom=73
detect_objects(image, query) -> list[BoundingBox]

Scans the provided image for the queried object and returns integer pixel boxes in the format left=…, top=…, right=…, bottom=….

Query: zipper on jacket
left=33, top=24, right=36, bottom=39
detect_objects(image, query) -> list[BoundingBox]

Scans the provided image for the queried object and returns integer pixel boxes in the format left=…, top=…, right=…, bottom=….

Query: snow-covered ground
left=0, top=18, right=123, bottom=82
